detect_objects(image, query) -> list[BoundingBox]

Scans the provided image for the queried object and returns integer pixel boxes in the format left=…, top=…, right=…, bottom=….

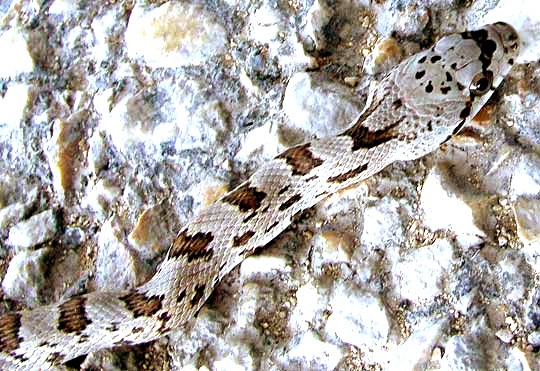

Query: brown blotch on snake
left=157, top=312, right=172, bottom=333
left=279, top=194, right=302, bottom=211
left=169, top=231, right=214, bottom=262
left=276, top=143, right=324, bottom=176
left=341, top=120, right=401, bottom=151
left=177, top=289, right=187, bottom=303
left=327, top=163, right=368, bottom=183
left=0, top=313, right=21, bottom=353
left=222, top=183, right=267, bottom=212
left=120, top=291, right=163, bottom=318
left=58, top=297, right=92, bottom=335
left=232, top=230, right=256, bottom=247
left=277, top=185, right=290, bottom=195
left=190, top=284, right=206, bottom=307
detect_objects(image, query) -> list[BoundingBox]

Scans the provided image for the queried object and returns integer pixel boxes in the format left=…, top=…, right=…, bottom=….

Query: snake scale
left=0, top=22, right=519, bottom=369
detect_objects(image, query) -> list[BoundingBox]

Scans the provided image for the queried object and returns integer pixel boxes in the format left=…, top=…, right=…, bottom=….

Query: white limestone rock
left=325, top=284, right=390, bottom=365
left=286, top=331, right=343, bottom=370
left=0, top=84, right=30, bottom=128
left=48, top=0, right=76, bottom=15
left=283, top=72, right=362, bottom=138
left=392, top=239, right=454, bottom=304
left=234, top=121, right=281, bottom=163
left=7, top=209, right=58, bottom=249
left=94, top=219, right=138, bottom=291
left=0, top=28, right=34, bottom=78
left=240, top=254, right=292, bottom=278
left=246, top=2, right=313, bottom=73
left=420, top=168, right=486, bottom=248
left=509, top=154, right=540, bottom=199
left=288, top=281, right=324, bottom=334
left=97, top=80, right=226, bottom=155
left=0, top=186, right=37, bottom=230
left=81, top=179, right=121, bottom=221
left=512, top=196, right=540, bottom=243
left=2, top=247, right=51, bottom=307
left=125, top=2, right=228, bottom=68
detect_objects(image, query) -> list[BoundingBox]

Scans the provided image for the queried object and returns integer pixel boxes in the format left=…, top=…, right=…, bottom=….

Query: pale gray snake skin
left=0, top=22, right=520, bottom=369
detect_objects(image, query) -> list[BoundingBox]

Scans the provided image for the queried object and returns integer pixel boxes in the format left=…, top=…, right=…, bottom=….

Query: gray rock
left=7, top=210, right=57, bottom=249
left=2, top=248, right=51, bottom=308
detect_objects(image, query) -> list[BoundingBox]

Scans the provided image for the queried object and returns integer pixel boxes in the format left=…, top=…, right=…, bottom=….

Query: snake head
left=395, top=22, right=519, bottom=141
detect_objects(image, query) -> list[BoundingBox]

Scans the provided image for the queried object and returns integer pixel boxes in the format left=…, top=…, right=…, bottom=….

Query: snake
left=0, top=22, right=519, bottom=369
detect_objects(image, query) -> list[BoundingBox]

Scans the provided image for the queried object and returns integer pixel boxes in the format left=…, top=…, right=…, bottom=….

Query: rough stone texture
left=0, top=27, right=34, bottom=78
left=0, top=0, right=540, bottom=369
left=6, top=209, right=57, bottom=249
left=1, top=247, right=51, bottom=308
left=125, top=2, right=228, bottom=68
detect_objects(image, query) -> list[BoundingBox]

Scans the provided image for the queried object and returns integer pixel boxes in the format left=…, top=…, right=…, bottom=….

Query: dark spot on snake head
left=120, top=291, right=164, bottom=318
left=478, top=40, right=497, bottom=70
left=430, top=55, right=442, bottom=63
left=0, top=312, right=22, bottom=352
left=222, top=183, right=267, bottom=213
left=415, top=70, right=425, bottom=79
left=425, top=81, right=433, bottom=93
left=483, top=39, right=497, bottom=55
left=427, top=120, right=433, bottom=131
left=462, top=29, right=497, bottom=70
left=446, top=72, right=453, bottom=82
left=190, top=284, right=206, bottom=308
left=462, top=29, right=488, bottom=43
left=440, top=86, right=451, bottom=94
left=169, top=230, right=214, bottom=262
left=450, top=62, right=457, bottom=70
left=457, top=82, right=465, bottom=91
left=392, top=99, right=402, bottom=108
left=276, top=143, right=324, bottom=176
left=418, top=55, right=427, bottom=63
left=57, top=297, right=92, bottom=335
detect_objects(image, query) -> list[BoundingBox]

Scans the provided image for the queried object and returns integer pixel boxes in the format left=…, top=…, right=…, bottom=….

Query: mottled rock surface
left=1, top=0, right=540, bottom=370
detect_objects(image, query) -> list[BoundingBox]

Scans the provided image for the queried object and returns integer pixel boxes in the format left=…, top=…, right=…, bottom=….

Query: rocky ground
left=1, top=0, right=540, bottom=369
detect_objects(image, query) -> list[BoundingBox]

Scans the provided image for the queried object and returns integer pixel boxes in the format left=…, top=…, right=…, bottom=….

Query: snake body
left=0, top=23, right=519, bottom=369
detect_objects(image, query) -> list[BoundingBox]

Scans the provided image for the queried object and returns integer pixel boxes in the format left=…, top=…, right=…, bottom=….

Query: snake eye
left=470, top=71, right=493, bottom=96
